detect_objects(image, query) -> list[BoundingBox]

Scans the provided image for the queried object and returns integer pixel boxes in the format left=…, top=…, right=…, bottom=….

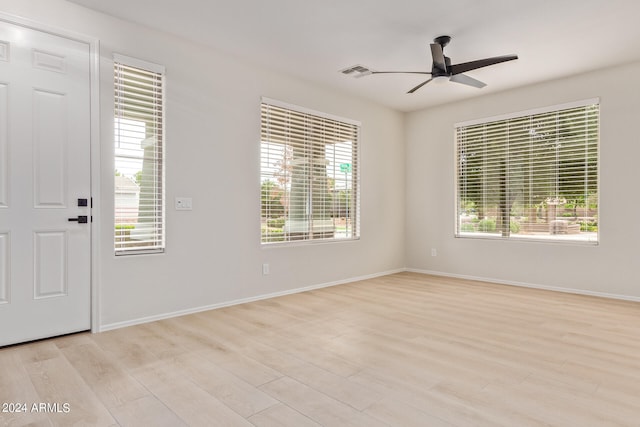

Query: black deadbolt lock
left=78, top=198, right=88, bottom=207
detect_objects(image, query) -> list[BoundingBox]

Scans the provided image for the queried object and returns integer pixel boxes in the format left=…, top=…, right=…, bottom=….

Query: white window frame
left=260, top=97, right=361, bottom=245
left=113, top=54, right=166, bottom=255
left=455, top=99, right=599, bottom=244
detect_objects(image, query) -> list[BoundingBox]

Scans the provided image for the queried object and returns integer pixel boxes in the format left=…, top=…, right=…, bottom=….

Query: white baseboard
left=99, top=266, right=638, bottom=333
left=98, top=268, right=405, bottom=332
left=405, top=268, right=640, bottom=303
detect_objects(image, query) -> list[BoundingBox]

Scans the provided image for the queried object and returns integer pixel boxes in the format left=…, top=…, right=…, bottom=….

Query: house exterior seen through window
left=114, top=55, right=165, bottom=255
left=260, top=99, right=360, bottom=244
left=455, top=100, right=599, bottom=244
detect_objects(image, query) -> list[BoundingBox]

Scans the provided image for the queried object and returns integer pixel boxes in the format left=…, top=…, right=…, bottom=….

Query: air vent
left=340, top=65, right=373, bottom=78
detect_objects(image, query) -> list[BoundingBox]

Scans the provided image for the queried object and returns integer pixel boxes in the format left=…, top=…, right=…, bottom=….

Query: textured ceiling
left=68, top=0, right=640, bottom=112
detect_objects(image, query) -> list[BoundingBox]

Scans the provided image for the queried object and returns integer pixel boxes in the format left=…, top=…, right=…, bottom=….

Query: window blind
left=261, top=99, right=360, bottom=244
left=114, top=55, right=165, bottom=254
left=456, top=101, right=599, bottom=243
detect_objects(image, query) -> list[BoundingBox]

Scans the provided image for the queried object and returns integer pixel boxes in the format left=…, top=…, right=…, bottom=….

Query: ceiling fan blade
left=407, top=78, right=433, bottom=94
left=449, top=73, right=486, bottom=88
left=371, top=71, right=432, bottom=75
left=430, top=43, right=447, bottom=72
left=450, top=54, right=518, bottom=75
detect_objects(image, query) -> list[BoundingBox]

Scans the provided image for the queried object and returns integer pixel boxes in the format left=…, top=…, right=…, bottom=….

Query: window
left=114, top=55, right=165, bottom=254
left=260, top=98, right=360, bottom=244
left=456, top=99, right=599, bottom=243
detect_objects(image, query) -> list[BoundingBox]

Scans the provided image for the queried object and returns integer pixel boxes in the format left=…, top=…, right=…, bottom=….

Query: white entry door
left=0, top=20, right=91, bottom=346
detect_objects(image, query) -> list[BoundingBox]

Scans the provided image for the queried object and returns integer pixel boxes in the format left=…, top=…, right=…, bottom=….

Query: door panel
left=34, top=231, right=67, bottom=299
left=0, top=40, right=8, bottom=61
left=0, top=232, right=8, bottom=304
left=0, top=83, right=7, bottom=207
left=33, top=89, right=67, bottom=207
left=32, top=49, right=67, bottom=73
left=0, top=20, right=91, bottom=346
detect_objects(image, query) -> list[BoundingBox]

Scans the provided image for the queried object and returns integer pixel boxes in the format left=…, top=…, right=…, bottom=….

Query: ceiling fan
left=343, top=35, right=518, bottom=94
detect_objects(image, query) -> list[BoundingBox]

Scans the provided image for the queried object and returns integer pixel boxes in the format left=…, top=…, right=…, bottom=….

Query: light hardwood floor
left=2, top=272, right=640, bottom=426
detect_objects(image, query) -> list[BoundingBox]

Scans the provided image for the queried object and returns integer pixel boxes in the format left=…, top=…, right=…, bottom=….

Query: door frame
left=0, top=12, right=101, bottom=333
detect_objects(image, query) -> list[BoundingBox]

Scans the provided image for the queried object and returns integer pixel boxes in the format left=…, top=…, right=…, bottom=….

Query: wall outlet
left=262, top=263, right=270, bottom=275
left=431, top=248, right=437, bottom=257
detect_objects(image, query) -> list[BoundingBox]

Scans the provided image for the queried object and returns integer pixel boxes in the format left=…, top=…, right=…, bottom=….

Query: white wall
left=0, top=0, right=405, bottom=328
left=405, top=61, right=640, bottom=299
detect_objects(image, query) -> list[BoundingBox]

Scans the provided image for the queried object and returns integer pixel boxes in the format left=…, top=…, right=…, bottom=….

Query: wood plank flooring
left=2, top=272, right=640, bottom=426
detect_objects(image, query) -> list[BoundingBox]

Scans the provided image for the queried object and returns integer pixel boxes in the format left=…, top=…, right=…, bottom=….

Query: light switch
left=175, top=197, right=193, bottom=210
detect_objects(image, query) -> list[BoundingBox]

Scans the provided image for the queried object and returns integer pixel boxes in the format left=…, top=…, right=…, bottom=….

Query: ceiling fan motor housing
left=432, top=56, right=452, bottom=77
